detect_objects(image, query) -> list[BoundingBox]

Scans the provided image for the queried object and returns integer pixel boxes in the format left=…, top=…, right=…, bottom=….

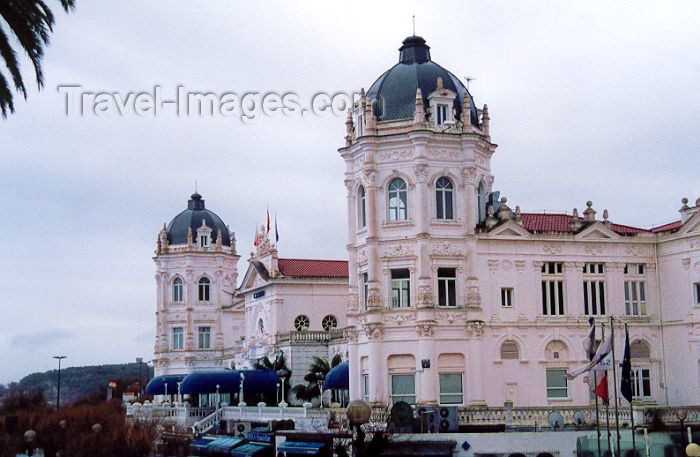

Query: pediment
left=489, top=221, right=531, bottom=238
left=575, top=222, right=619, bottom=240
left=240, top=261, right=270, bottom=291
left=678, top=212, right=700, bottom=236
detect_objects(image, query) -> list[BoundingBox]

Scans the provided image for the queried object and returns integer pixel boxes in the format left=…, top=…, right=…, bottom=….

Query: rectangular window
left=391, top=269, right=411, bottom=308
left=362, top=374, right=370, bottom=402
left=694, top=283, right=700, bottom=305
left=546, top=368, right=568, bottom=398
left=361, top=272, right=369, bottom=309
left=439, top=373, right=463, bottom=404
left=437, top=104, right=448, bottom=125
left=583, top=263, right=606, bottom=316
left=199, top=235, right=209, bottom=248
left=541, top=262, right=565, bottom=315
left=631, top=367, right=651, bottom=399
left=437, top=268, right=457, bottom=307
left=624, top=281, right=647, bottom=316
left=198, top=326, right=211, bottom=349
left=391, top=374, right=415, bottom=405
left=501, top=288, right=514, bottom=307
left=172, top=327, right=184, bottom=350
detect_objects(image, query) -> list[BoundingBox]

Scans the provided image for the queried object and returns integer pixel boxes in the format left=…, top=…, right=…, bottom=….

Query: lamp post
left=53, top=355, right=67, bottom=412
left=136, top=357, right=143, bottom=398
left=238, top=373, right=246, bottom=407
left=676, top=409, right=688, bottom=445
left=316, top=372, right=325, bottom=409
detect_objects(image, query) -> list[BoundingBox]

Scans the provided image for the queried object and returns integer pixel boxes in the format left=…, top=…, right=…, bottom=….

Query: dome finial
left=412, top=14, right=416, bottom=36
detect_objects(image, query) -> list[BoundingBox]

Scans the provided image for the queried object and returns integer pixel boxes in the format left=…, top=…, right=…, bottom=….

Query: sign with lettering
left=253, top=290, right=266, bottom=299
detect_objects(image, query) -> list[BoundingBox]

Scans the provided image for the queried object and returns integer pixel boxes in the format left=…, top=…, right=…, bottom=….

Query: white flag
left=566, top=334, right=612, bottom=379
left=592, top=352, right=614, bottom=372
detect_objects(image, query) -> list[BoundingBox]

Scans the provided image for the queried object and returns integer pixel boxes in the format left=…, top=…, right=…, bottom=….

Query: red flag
left=253, top=230, right=260, bottom=247
left=595, top=372, right=609, bottom=404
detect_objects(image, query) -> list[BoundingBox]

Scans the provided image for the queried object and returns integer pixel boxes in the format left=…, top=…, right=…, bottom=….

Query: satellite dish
left=390, top=401, right=414, bottom=427
left=573, top=411, right=587, bottom=426
left=547, top=411, right=565, bottom=430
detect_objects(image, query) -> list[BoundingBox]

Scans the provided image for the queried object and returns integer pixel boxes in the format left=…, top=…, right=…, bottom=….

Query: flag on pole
left=253, top=225, right=260, bottom=247
left=583, top=317, right=596, bottom=360
left=596, top=372, right=609, bottom=404
left=620, top=326, right=633, bottom=403
left=266, top=206, right=271, bottom=234
left=274, top=213, right=279, bottom=243
left=567, top=328, right=612, bottom=379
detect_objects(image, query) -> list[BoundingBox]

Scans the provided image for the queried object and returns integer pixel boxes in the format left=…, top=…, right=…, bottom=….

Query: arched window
left=477, top=180, right=486, bottom=223
left=358, top=186, right=366, bottom=228
left=172, top=277, right=183, bottom=302
left=387, top=178, right=408, bottom=221
left=545, top=340, right=569, bottom=361
left=435, top=177, right=454, bottom=219
left=322, top=315, right=338, bottom=331
left=294, top=315, right=310, bottom=331
left=198, top=277, right=210, bottom=301
left=631, top=340, right=651, bottom=359
left=500, top=341, right=519, bottom=360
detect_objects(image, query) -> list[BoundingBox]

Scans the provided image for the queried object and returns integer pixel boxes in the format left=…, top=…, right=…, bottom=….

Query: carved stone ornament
left=501, top=260, right=513, bottom=271
left=436, top=311, right=467, bottom=324
left=384, top=311, right=417, bottom=325
left=362, top=168, right=377, bottom=187
left=348, top=294, right=359, bottom=312
left=357, top=248, right=368, bottom=264
left=344, top=327, right=358, bottom=343
left=543, top=243, right=563, bottom=255
left=462, top=167, right=478, bottom=186
left=376, top=150, right=413, bottom=162
left=432, top=242, right=463, bottom=256
left=681, top=258, right=691, bottom=270
left=625, top=245, right=649, bottom=257
left=383, top=244, right=415, bottom=258
left=694, top=261, right=700, bottom=273
left=414, top=163, right=430, bottom=182
left=367, top=288, right=382, bottom=309
left=363, top=322, right=384, bottom=340
left=585, top=244, right=603, bottom=256
left=415, top=320, right=436, bottom=338
left=465, top=320, right=485, bottom=340
left=515, top=260, right=526, bottom=271
left=465, top=285, right=481, bottom=308
left=427, top=148, right=459, bottom=160
left=416, top=285, right=435, bottom=308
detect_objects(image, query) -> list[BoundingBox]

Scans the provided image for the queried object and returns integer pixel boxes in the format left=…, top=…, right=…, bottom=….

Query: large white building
left=152, top=36, right=700, bottom=411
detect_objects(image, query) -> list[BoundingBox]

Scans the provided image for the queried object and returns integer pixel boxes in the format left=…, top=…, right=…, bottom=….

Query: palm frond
left=0, top=69, right=15, bottom=117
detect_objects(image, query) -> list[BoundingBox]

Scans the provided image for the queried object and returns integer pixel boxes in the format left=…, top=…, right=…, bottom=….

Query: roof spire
left=412, top=15, right=416, bottom=36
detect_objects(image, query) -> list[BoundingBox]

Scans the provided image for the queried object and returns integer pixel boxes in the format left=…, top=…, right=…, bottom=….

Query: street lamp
left=53, top=355, right=67, bottom=411
left=136, top=357, right=143, bottom=398
left=316, top=372, right=325, bottom=409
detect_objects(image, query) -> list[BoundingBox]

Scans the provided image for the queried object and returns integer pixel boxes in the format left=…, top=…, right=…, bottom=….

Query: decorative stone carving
left=625, top=245, right=649, bottom=257
left=367, top=288, right=382, bottom=309
left=384, top=311, right=417, bottom=325
left=515, top=260, right=526, bottom=271
left=695, top=262, right=700, bottom=273
left=348, top=294, right=359, bottom=312
left=681, top=258, right=691, bottom=270
left=501, top=260, right=513, bottom=271
left=436, top=311, right=467, bottom=324
left=543, top=243, right=563, bottom=255
left=585, top=244, right=603, bottom=256
left=363, top=322, right=384, bottom=340
left=465, top=285, right=481, bottom=308
left=462, top=167, right=477, bottom=186
left=690, top=240, right=700, bottom=250
left=432, top=242, right=463, bottom=256
left=415, top=320, right=436, bottom=338
left=362, top=168, right=377, bottom=187
left=344, top=328, right=358, bottom=343
left=487, top=259, right=499, bottom=271
left=413, top=164, right=429, bottom=182
left=465, top=320, right=485, bottom=340
left=416, top=285, right=434, bottom=308
left=376, top=150, right=412, bottom=162
left=357, top=248, right=368, bottom=264
left=382, top=244, right=415, bottom=258
left=427, top=148, right=459, bottom=160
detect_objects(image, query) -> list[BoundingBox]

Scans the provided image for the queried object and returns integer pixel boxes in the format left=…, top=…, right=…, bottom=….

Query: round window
left=321, top=315, right=338, bottom=331
left=294, top=315, right=310, bottom=331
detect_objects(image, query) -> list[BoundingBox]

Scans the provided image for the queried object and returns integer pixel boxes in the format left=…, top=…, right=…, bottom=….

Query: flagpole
left=610, top=316, right=621, bottom=457
left=590, top=318, right=602, bottom=457
left=625, top=323, right=637, bottom=454
left=600, top=323, right=612, bottom=456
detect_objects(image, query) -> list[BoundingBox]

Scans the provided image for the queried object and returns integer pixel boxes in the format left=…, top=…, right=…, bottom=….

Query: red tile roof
left=278, top=258, right=349, bottom=278
left=520, top=213, right=649, bottom=235
left=651, top=220, right=682, bottom=233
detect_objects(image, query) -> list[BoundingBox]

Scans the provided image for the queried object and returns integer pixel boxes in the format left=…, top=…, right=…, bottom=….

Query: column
left=466, top=322, right=485, bottom=405
left=416, top=323, right=437, bottom=405
left=366, top=325, right=386, bottom=403
left=347, top=330, right=360, bottom=400
left=462, top=167, right=477, bottom=235
left=608, top=263, right=626, bottom=316
left=565, top=262, right=583, bottom=316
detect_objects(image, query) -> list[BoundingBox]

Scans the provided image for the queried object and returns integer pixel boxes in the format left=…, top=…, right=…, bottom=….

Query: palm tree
left=0, top=0, right=76, bottom=118
left=253, top=352, right=291, bottom=404
left=291, top=354, right=343, bottom=403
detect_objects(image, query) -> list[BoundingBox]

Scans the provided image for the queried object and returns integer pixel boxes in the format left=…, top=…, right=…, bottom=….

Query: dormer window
left=196, top=218, right=213, bottom=249
left=437, top=104, right=448, bottom=125
left=199, top=235, right=209, bottom=248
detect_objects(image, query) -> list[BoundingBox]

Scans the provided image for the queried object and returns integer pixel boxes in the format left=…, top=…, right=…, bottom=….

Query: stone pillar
left=565, top=262, right=583, bottom=315
left=365, top=324, right=386, bottom=403
left=466, top=321, right=485, bottom=405
left=416, top=322, right=437, bottom=405
left=462, top=166, right=477, bottom=235
left=608, top=263, right=626, bottom=316
left=363, top=168, right=382, bottom=309
left=346, top=329, right=360, bottom=400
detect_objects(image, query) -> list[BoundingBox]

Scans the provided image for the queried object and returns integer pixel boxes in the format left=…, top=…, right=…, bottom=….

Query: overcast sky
left=1, top=0, right=699, bottom=384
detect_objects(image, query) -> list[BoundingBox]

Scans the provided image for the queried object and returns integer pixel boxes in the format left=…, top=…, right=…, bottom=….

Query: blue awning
left=230, top=443, right=270, bottom=457
left=276, top=441, right=326, bottom=455
left=179, top=370, right=279, bottom=395
left=324, top=362, right=349, bottom=390
left=145, top=374, right=187, bottom=396
left=190, top=437, right=217, bottom=452
left=207, top=436, right=246, bottom=454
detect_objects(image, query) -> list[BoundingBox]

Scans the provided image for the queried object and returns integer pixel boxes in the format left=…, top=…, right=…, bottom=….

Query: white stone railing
left=193, top=407, right=223, bottom=434
left=126, top=403, right=214, bottom=426
left=277, top=331, right=330, bottom=344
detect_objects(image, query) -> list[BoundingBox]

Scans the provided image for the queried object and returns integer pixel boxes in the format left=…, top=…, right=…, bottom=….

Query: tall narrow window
left=435, top=177, right=454, bottom=219
left=358, top=186, right=366, bottom=228
left=436, top=104, right=448, bottom=125
left=198, top=277, right=210, bottom=302
left=501, top=288, right=514, bottom=307
left=362, top=374, right=370, bottom=402
left=437, top=268, right=457, bottom=307
left=546, top=368, right=568, bottom=398
left=541, top=262, right=565, bottom=315
left=439, top=373, right=463, bottom=404
left=172, top=327, right=184, bottom=350
left=631, top=368, right=651, bottom=399
left=694, top=282, right=700, bottom=305
left=361, top=272, right=369, bottom=309
left=583, top=263, right=606, bottom=316
left=388, top=178, right=408, bottom=221
left=391, top=374, right=416, bottom=405
left=199, top=235, right=209, bottom=248
left=172, top=277, right=183, bottom=302
left=477, top=181, right=486, bottom=223
left=624, top=264, right=646, bottom=316
left=391, top=269, right=411, bottom=308
left=198, top=327, right=211, bottom=349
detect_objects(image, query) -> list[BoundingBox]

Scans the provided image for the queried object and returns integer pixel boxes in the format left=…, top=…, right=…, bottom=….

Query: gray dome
left=367, top=36, right=478, bottom=125
left=167, top=193, right=230, bottom=246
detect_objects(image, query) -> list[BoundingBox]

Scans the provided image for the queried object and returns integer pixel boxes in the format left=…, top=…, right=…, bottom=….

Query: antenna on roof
left=464, top=76, right=476, bottom=89
left=412, top=15, right=416, bottom=36
left=194, top=180, right=198, bottom=193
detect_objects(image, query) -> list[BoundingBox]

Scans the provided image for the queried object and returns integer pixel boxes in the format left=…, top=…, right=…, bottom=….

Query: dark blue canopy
left=276, top=442, right=326, bottom=455
left=145, top=374, right=187, bottom=396
left=179, top=370, right=279, bottom=395
left=230, top=443, right=269, bottom=457
left=324, top=362, right=349, bottom=390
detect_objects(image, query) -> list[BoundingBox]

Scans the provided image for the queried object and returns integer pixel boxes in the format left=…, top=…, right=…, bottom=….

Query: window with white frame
left=500, top=341, right=519, bottom=360
left=439, top=373, right=463, bottom=404
left=436, top=104, right=448, bottom=125
left=358, top=186, right=366, bottom=228
left=437, top=268, right=456, bottom=307
left=361, top=272, right=369, bottom=309
left=199, top=235, right=209, bottom=248
left=631, top=367, right=651, bottom=399
left=546, top=368, right=568, bottom=398
left=198, top=327, right=211, bottom=349
left=694, top=282, right=700, bottom=305
left=501, top=287, right=514, bottom=307
left=583, top=263, right=606, bottom=316
left=391, top=374, right=416, bottom=405
left=198, top=277, right=210, bottom=302
left=362, top=374, right=370, bottom=402
left=387, top=178, right=408, bottom=221
left=435, top=177, right=454, bottom=219
left=172, top=327, right=184, bottom=350
left=172, top=277, right=184, bottom=302
left=391, top=269, right=411, bottom=308
left=541, top=262, right=565, bottom=315
left=624, top=264, right=646, bottom=316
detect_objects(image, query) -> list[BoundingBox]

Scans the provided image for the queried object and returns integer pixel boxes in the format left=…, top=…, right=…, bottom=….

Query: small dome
left=167, top=193, right=230, bottom=246
left=366, top=36, right=478, bottom=125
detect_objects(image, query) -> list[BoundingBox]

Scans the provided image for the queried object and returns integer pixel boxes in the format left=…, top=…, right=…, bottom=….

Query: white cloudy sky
left=1, top=0, right=699, bottom=383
